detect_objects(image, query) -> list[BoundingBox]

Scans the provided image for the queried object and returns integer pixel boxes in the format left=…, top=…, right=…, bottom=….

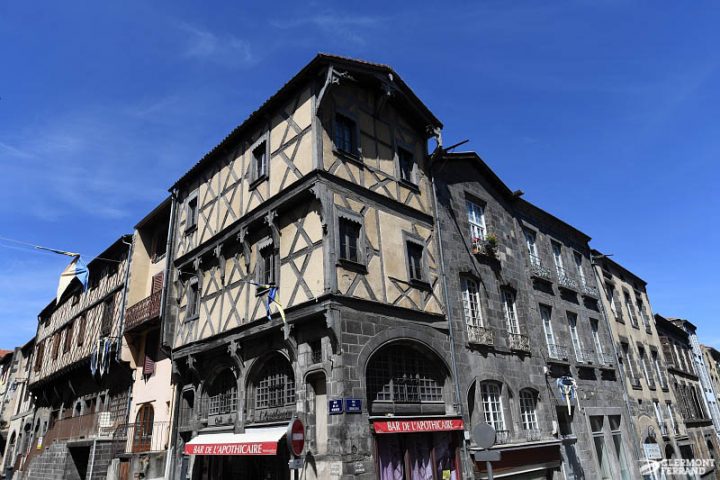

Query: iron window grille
left=254, top=362, right=296, bottom=410
left=207, top=370, right=238, bottom=416
left=367, top=346, right=443, bottom=403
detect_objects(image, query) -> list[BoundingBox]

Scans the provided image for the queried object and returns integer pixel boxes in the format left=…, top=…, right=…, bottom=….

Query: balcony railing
left=467, top=325, right=494, bottom=346
left=529, top=255, right=553, bottom=282
left=509, top=333, right=530, bottom=352
left=495, top=430, right=510, bottom=445
left=557, top=268, right=579, bottom=291
left=523, top=429, right=543, bottom=442
left=575, top=350, right=595, bottom=365
left=125, top=290, right=162, bottom=331
left=547, top=343, right=569, bottom=361
left=581, top=283, right=599, bottom=298
left=597, top=351, right=615, bottom=367
left=112, top=421, right=170, bottom=454
left=43, top=412, right=117, bottom=446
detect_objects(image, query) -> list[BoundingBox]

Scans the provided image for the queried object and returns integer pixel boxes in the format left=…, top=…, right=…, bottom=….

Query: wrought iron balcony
left=43, top=412, right=118, bottom=446
left=523, top=429, right=543, bottom=442
left=557, top=268, right=579, bottom=291
left=112, top=421, right=170, bottom=454
left=581, top=283, right=599, bottom=298
left=509, top=333, right=530, bottom=352
left=528, top=255, right=553, bottom=282
left=575, top=350, right=596, bottom=365
left=597, top=351, right=615, bottom=367
left=125, top=290, right=162, bottom=331
left=547, top=343, right=569, bottom=361
left=495, top=430, right=510, bottom=445
left=467, top=325, right=494, bottom=346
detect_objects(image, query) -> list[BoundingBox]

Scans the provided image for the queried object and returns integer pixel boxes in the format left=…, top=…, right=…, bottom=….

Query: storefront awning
left=184, top=426, right=286, bottom=456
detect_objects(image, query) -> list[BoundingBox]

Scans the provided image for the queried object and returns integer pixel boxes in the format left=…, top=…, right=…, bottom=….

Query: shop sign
left=329, top=399, right=344, bottom=414
left=185, top=442, right=277, bottom=456
left=345, top=398, right=362, bottom=413
left=374, top=418, right=464, bottom=434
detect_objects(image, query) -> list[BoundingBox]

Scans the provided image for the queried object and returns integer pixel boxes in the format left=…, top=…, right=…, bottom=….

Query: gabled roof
left=173, top=53, right=442, bottom=189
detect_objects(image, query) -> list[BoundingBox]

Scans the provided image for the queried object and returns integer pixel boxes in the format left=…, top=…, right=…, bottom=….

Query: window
left=334, top=113, right=357, bottom=155
left=590, top=319, right=604, bottom=357
left=480, top=382, right=505, bottom=431
left=51, top=333, right=61, bottom=360
left=397, top=147, right=416, bottom=184
left=502, top=289, right=520, bottom=334
left=186, top=277, right=200, bottom=319
left=552, top=241, right=564, bottom=276
left=77, top=315, right=86, bottom=346
left=63, top=323, right=73, bottom=354
left=467, top=201, right=487, bottom=242
left=653, top=400, right=666, bottom=434
left=151, top=225, right=168, bottom=262
left=133, top=404, right=154, bottom=453
left=623, top=291, right=638, bottom=327
left=252, top=140, right=268, bottom=183
left=338, top=218, right=361, bottom=264
left=540, top=305, right=555, bottom=349
left=100, top=295, right=114, bottom=336
left=258, top=244, right=275, bottom=286
left=34, top=342, right=45, bottom=372
left=367, top=345, right=444, bottom=404
left=461, top=278, right=483, bottom=327
left=186, top=196, right=198, bottom=232
left=622, top=344, right=639, bottom=385
left=567, top=312, right=583, bottom=362
left=638, top=348, right=654, bottom=386
left=525, top=230, right=539, bottom=266
left=406, top=241, right=424, bottom=282
left=207, top=370, right=237, bottom=416
left=143, top=331, right=159, bottom=376
left=574, top=252, right=587, bottom=286
left=519, top=389, right=539, bottom=430
left=254, top=361, right=296, bottom=410
left=667, top=403, right=678, bottom=434
left=606, top=284, right=618, bottom=318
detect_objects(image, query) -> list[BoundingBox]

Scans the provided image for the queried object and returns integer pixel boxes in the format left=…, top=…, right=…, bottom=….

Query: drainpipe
left=591, top=260, right=645, bottom=480
left=116, top=235, right=135, bottom=357
left=163, top=190, right=180, bottom=480
left=428, top=146, right=472, bottom=479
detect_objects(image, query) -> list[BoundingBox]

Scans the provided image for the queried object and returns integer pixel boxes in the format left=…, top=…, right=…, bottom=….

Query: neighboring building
left=702, top=346, right=720, bottom=424
left=433, top=151, right=633, bottom=480
left=23, top=237, right=134, bottom=480
left=164, top=54, right=456, bottom=480
left=0, top=339, right=35, bottom=478
left=655, top=314, right=720, bottom=468
left=112, top=199, right=173, bottom=480
left=591, top=254, right=685, bottom=475
left=0, top=349, right=15, bottom=472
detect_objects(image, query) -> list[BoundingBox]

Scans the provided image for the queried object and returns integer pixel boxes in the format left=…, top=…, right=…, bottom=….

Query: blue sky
left=1, top=1, right=718, bottom=349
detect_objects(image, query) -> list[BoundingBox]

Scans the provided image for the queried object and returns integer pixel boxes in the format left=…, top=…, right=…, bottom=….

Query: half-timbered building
left=23, top=237, right=133, bottom=480
left=164, top=54, right=459, bottom=480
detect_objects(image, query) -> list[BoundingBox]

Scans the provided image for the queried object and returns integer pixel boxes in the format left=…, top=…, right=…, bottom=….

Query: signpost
left=287, top=418, right=305, bottom=480
left=471, top=423, right=499, bottom=480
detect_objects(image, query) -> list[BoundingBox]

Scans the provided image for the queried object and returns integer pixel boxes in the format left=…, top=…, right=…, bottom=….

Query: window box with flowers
left=471, top=233, right=498, bottom=258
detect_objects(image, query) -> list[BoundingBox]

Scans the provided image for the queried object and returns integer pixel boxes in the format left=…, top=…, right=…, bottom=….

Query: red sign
left=288, top=418, right=305, bottom=456
left=373, top=418, right=464, bottom=434
left=184, top=442, right=278, bottom=456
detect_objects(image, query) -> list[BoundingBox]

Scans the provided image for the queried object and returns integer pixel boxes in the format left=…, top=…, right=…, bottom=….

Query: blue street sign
left=329, top=399, right=344, bottom=415
left=345, top=398, right=362, bottom=413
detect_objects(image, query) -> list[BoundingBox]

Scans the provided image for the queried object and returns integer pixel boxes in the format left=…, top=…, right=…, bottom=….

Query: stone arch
left=245, top=351, right=296, bottom=424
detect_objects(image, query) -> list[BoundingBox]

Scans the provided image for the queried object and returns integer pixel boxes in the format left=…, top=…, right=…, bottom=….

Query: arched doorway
left=132, top=404, right=154, bottom=453
left=366, top=342, right=461, bottom=480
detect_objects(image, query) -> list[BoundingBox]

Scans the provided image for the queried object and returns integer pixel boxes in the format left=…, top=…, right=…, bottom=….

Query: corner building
left=165, top=55, right=461, bottom=480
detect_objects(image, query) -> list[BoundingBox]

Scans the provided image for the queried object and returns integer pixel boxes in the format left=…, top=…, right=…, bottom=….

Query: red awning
left=373, top=418, right=464, bottom=434
left=184, top=426, right=286, bottom=456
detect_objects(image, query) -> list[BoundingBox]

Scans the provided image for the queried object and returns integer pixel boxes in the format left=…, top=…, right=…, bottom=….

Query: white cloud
left=270, top=12, right=388, bottom=46
left=175, top=21, right=254, bottom=67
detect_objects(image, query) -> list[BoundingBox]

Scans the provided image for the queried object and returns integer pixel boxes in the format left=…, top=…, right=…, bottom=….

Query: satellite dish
left=471, top=422, right=496, bottom=449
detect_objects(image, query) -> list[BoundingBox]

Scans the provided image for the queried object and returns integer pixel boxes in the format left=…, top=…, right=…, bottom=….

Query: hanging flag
left=266, top=286, right=287, bottom=325
left=57, top=255, right=89, bottom=302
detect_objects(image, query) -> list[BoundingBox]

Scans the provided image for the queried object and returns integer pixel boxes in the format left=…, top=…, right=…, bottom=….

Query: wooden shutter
left=143, top=331, right=158, bottom=376
left=151, top=272, right=164, bottom=294
left=77, top=315, right=86, bottom=345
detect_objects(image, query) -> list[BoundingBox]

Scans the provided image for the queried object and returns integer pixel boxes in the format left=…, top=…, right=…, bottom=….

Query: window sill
left=337, top=258, right=367, bottom=274
left=249, top=175, right=268, bottom=191
left=409, top=279, right=432, bottom=291
left=399, top=179, right=420, bottom=193
left=333, top=148, right=363, bottom=166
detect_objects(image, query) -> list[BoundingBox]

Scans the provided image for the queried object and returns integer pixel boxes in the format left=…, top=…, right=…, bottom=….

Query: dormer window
left=251, top=140, right=268, bottom=184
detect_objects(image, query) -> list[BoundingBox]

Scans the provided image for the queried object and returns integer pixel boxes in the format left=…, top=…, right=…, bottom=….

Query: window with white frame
left=251, top=140, right=268, bottom=183
left=480, top=382, right=505, bottom=431
left=519, top=389, right=539, bottom=430
left=551, top=241, right=564, bottom=276
left=338, top=218, right=362, bottom=264
left=502, top=288, right=519, bottom=334
left=467, top=201, right=486, bottom=242
left=623, top=291, right=638, bottom=327
left=573, top=252, right=587, bottom=286
left=667, top=402, right=678, bottom=434
left=524, top=230, right=539, bottom=266
left=461, top=278, right=483, bottom=327
left=622, top=343, right=638, bottom=382
left=590, top=319, right=604, bottom=356
left=606, top=284, right=618, bottom=317
left=638, top=348, right=654, bottom=385
left=540, top=305, right=555, bottom=348
left=653, top=400, right=666, bottom=433
left=567, top=312, right=583, bottom=361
